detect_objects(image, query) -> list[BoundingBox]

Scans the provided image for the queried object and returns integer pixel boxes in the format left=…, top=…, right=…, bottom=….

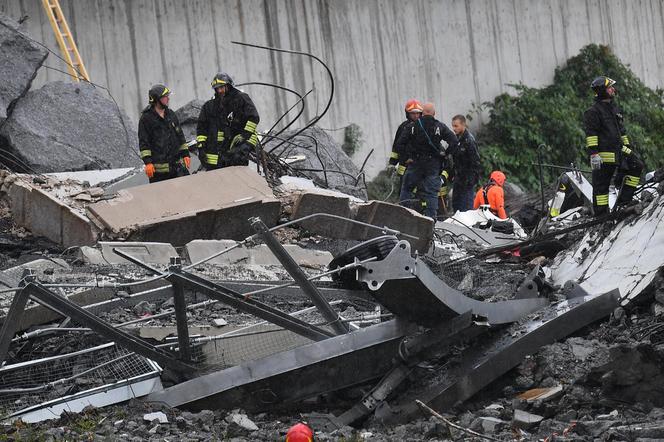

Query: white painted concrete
left=1, top=0, right=662, bottom=177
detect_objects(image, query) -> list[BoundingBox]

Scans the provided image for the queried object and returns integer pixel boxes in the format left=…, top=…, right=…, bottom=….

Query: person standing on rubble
left=584, top=76, right=643, bottom=216
left=196, top=73, right=260, bottom=170
left=395, top=102, right=459, bottom=219
left=387, top=99, right=423, bottom=178
left=474, top=171, right=508, bottom=219
left=138, top=84, right=191, bottom=183
left=448, top=114, right=481, bottom=212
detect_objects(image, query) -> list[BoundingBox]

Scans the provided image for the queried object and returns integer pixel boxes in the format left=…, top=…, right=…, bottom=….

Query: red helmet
left=286, top=423, right=313, bottom=442
left=490, top=171, right=506, bottom=187
left=404, top=99, right=423, bottom=114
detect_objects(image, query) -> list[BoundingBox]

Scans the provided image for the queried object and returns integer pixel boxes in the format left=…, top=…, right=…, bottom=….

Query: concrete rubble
left=0, top=16, right=662, bottom=442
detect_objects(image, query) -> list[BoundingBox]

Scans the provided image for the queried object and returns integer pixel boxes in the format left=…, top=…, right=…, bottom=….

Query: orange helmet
left=490, top=171, right=506, bottom=187
left=286, top=423, right=313, bottom=442
left=404, top=99, right=423, bottom=114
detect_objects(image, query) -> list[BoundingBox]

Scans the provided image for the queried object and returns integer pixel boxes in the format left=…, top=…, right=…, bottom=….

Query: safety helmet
left=148, top=84, right=170, bottom=104
left=211, top=72, right=234, bottom=89
left=591, top=76, right=616, bottom=99
left=404, top=99, right=423, bottom=114
left=286, top=423, right=313, bottom=442
left=490, top=170, right=506, bottom=187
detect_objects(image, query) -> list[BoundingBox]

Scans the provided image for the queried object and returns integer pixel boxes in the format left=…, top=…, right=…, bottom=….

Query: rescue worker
left=196, top=72, right=260, bottom=170
left=387, top=99, right=423, bottom=177
left=584, top=76, right=643, bottom=216
left=448, top=114, right=481, bottom=212
left=138, top=84, right=190, bottom=183
left=473, top=170, right=508, bottom=219
left=395, top=102, right=459, bottom=219
left=285, top=422, right=314, bottom=442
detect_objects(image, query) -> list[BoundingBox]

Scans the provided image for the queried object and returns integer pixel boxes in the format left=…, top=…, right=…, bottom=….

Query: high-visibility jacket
left=473, top=181, right=507, bottom=219
left=583, top=99, right=631, bottom=164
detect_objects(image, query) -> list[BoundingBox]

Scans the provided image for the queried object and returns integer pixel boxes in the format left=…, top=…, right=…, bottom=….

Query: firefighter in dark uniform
left=395, top=102, right=459, bottom=219
left=196, top=73, right=260, bottom=170
left=449, top=114, right=481, bottom=212
left=387, top=99, right=423, bottom=177
left=584, top=76, right=643, bottom=216
left=138, top=84, right=190, bottom=183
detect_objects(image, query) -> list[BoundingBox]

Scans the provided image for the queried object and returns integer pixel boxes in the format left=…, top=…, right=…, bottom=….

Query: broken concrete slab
left=512, top=410, right=544, bottom=430
left=0, top=258, right=70, bottom=289
left=0, top=14, right=48, bottom=123
left=46, top=168, right=136, bottom=188
left=7, top=177, right=97, bottom=247
left=86, top=167, right=280, bottom=245
left=0, top=81, right=141, bottom=173
left=184, top=240, right=333, bottom=268
left=78, top=242, right=178, bottom=265
left=290, top=190, right=432, bottom=252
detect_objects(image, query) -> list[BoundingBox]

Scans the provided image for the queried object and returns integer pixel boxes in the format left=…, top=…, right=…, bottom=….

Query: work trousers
left=592, top=152, right=642, bottom=216
left=399, top=161, right=440, bottom=219
left=452, top=183, right=475, bottom=212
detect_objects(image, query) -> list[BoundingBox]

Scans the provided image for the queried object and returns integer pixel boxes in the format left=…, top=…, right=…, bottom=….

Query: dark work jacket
left=138, top=106, right=188, bottom=165
left=450, top=129, right=481, bottom=187
left=583, top=99, right=629, bottom=156
left=196, top=88, right=260, bottom=155
left=388, top=120, right=411, bottom=165
left=395, top=115, right=459, bottom=169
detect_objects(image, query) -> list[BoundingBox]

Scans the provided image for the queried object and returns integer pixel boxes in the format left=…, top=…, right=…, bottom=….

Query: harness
left=417, top=118, right=441, bottom=157
left=482, top=181, right=498, bottom=215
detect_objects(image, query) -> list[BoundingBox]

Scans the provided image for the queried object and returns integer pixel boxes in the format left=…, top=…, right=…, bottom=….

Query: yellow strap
left=621, top=135, right=630, bottom=145
left=140, top=149, right=152, bottom=159
left=154, top=163, right=170, bottom=172
left=598, top=152, right=616, bottom=163
left=439, top=186, right=448, bottom=197
left=586, top=135, right=599, bottom=147
left=248, top=134, right=258, bottom=146
left=196, top=135, right=208, bottom=142
left=205, top=153, right=219, bottom=165
left=595, top=194, right=609, bottom=205
left=244, top=121, right=258, bottom=133
left=390, top=151, right=399, bottom=160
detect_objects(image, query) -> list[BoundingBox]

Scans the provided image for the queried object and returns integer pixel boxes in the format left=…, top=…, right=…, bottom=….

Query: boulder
left=0, top=13, right=48, bottom=123
left=174, top=99, right=205, bottom=141
left=0, top=81, right=141, bottom=173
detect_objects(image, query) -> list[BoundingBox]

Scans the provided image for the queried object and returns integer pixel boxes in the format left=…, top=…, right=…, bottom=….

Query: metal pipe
left=250, top=217, right=349, bottom=335
left=170, top=258, right=192, bottom=362
left=531, top=162, right=591, bottom=174
left=537, top=144, right=546, bottom=214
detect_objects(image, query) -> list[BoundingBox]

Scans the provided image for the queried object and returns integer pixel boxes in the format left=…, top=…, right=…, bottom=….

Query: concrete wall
left=1, top=0, right=663, bottom=177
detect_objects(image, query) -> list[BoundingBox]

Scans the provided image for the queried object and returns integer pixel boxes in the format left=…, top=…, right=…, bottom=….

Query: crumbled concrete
left=87, top=167, right=280, bottom=245
left=0, top=13, right=48, bottom=123
left=78, top=242, right=178, bottom=265
left=143, top=412, right=168, bottom=424
left=0, top=81, right=141, bottom=173
left=512, top=409, right=544, bottom=429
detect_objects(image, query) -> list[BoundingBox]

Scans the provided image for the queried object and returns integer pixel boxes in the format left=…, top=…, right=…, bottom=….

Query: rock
left=265, top=126, right=368, bottom=199
left=133, top=301, right=156, bottom=316
left=0, top=81, right=141, bottom=173
left=212, top=318, right=228, bottom=327
left=0, top=13, right=48, bottom=123
left=226, top=413, right=259, bottom=435
left=143, top=411, right=168, bottom=424
left=512, top=409, right=544, bottom=430
left=174, top=99, right=205, bottom=141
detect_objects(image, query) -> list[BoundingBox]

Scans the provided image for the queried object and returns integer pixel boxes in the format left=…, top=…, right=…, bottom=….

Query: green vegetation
left=342, top=123, right=363, bottom=157
left=475, top=44, right=664, bottom=190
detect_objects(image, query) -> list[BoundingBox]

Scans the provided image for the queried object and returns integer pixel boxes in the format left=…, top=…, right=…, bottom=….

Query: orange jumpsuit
left=474, top=182, right=507, bottom=219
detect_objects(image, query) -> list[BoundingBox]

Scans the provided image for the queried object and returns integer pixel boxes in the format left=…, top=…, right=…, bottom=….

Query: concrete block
left=291, top=190, right=354, bottom=238
left=86, top=167, right=280, bottom=245
left=0, top=258, right=70, bottom=289
left=78, top=242, right=179, bottom=265
left=184, top=240, right=250, bottom=265
left=354, top=201, right=433, bottom=252
left=8, top=179, right=97, bottom=247
left=512, top=410, right=544, bottom=429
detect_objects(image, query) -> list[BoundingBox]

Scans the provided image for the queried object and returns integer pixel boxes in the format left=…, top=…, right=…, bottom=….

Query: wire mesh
left=0, top=342, right=158, bottom=418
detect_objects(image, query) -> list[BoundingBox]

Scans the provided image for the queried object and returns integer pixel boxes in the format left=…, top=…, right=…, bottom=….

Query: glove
left=439, top=185, right=448, bottom=197
left=590, top=153, right=602, bottom=170
left=144, top=163, right=155, bottom=178
left=182, top=156, right=191, bottom=169
left=397, top=164, right=406, bottom=176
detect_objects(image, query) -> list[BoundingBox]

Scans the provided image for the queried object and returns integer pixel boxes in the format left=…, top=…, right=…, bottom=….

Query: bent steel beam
left=145, top=318, right=416, bottom=411
left=376, top=288, right=620, bottom=424
left=357, top=241, right=549, bottom=327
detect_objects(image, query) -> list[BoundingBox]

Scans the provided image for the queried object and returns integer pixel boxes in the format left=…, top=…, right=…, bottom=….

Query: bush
left=475, top=44, right=664, bottom=190
left=342, top=123, right=363, bottom=157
